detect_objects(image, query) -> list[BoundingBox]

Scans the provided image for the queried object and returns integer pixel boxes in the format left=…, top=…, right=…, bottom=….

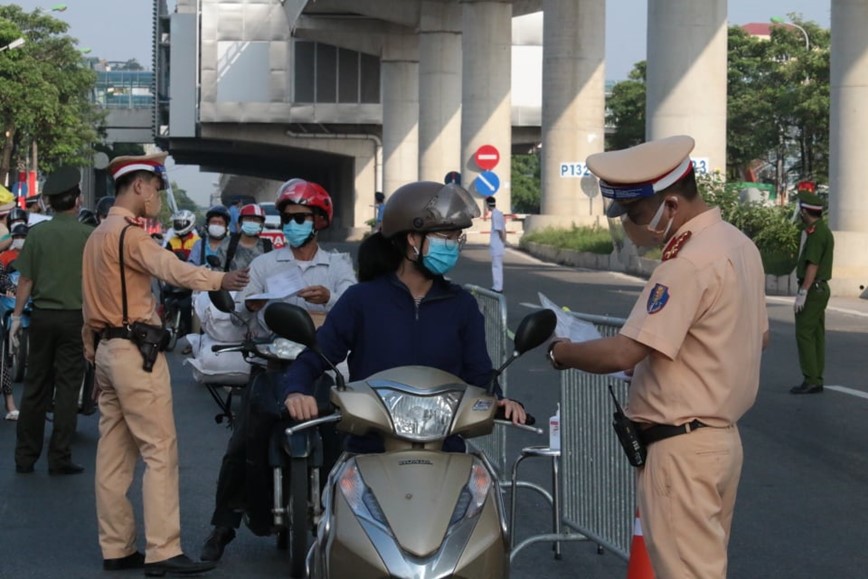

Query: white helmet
left=171, top=210, right=196, bottom=236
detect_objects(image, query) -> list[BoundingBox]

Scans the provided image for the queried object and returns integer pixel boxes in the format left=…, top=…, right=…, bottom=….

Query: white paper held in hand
left=245, top=266, right=307, bottom=301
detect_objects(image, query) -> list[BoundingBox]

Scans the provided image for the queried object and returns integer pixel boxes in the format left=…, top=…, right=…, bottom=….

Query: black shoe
left=48, top=462, right=85, bottom=475
left=200, top=526, right=236, bottom=562
left=15, top=464, right=34, bottom=474
left=144, top=554, right=216, bottom=576
left=103, top=551, right=145, bottom=571
left=790, top=383, right=824, bottom=395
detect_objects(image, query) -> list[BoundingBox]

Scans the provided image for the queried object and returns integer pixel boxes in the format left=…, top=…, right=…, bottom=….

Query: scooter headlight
left=255, top=338, right=303, bottom=360
left=375, top=389, right=462, bottom=442
left=449, top=460, right=492, bottom=525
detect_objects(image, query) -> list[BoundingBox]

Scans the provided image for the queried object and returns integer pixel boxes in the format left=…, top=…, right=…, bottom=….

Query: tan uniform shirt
left=621, top=208, right=768, bottom=427
left=82, top=207, right=224, bottom=350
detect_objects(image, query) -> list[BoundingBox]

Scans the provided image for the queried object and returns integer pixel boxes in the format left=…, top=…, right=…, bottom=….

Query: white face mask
left=208, top=224, right=227, bottom=239
left=10, top=239, right=24, bottom=250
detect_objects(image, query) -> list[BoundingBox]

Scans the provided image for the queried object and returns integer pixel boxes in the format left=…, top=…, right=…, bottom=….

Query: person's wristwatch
left=547, top=340, right=566, bottom=370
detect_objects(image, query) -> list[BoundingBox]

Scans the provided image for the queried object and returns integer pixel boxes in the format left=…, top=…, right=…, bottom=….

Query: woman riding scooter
left=282, top=180, right=527, bottom=449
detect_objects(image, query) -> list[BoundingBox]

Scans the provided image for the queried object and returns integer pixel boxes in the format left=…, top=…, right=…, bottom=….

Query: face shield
left=155, top=165, right=178, bottom=215
left=423, top=184, right=481, bottom=231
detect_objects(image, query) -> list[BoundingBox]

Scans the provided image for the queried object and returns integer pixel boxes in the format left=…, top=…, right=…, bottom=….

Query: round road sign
left=474, top=145, right=500, bottom=171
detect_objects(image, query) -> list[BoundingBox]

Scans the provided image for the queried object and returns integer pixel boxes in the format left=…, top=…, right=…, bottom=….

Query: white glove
left=794, top=289, right=808, bottom=314
left=9, top=315, right=21, bottom=352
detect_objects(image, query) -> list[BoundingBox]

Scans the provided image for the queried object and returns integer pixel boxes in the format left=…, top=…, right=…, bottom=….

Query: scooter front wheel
left=289, top=457, right=309, bottom=578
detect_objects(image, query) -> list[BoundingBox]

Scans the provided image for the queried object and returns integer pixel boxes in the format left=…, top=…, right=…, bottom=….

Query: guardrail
left=559, top=311, right=634, bottom=560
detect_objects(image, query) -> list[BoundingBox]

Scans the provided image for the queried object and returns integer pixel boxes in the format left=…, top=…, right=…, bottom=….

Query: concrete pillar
left=829, top=0, right=868, bottom=297
left=645, top=0, right=727, bottom=173
left=532, top=0, right=606, bottom=231
left=418, top=1, right=462, bottom=183
left=382, top=35, right=420, bottom=197
left=460, top=1, right=512, bottom=212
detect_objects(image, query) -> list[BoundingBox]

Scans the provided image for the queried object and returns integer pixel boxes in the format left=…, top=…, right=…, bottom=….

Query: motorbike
left=0, top=274, right=32, bottom=383
left=266, top=302, right=557, bottom=579
left=161, top=284, right=193, bottom=352
left=208, top=291, right=330, bottom=578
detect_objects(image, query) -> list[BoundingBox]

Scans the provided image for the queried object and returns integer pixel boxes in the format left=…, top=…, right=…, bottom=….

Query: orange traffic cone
left=626, top=509, right=654, bottom=578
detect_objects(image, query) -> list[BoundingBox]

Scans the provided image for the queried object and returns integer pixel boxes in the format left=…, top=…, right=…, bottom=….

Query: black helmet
left=380, top=182, right=480, bottom=238
left=9, top=223, right=28, bottom=238
left=95, top=196, right=115, bottom=221
left=5, top=207, right=27, bottom=230
left=205, top=205, right=231, bottom=226
left=78, top=208, right=99, bottom=227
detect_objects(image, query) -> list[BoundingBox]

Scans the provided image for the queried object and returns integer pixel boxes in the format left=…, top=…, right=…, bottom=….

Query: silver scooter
left=264, top=303, right=556, bottom=579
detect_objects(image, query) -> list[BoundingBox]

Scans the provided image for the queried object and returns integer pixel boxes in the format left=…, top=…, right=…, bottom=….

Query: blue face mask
left=422, top=236, right=460, bottom=275
left=241, top=221, right=263, bottom=236
left=283, top=220, right=314, bottom=248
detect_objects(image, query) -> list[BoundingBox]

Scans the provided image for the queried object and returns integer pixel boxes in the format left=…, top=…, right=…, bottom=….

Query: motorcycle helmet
left=78, top=208, right=99, bottom=227
left=5, top=207, right=27, bottom=230
left=275, top=179, right=333, bottom=230
left=10, top=223, right=28, bottom=239
left=379, top=181, right=480, bottom=238
left=205, top=204, right=231, bottom=226
left=239, top=203, right=266, bottom=222
left=95, top=196, right=115, bottom=222
left=171, top=209, right=196, bottom=236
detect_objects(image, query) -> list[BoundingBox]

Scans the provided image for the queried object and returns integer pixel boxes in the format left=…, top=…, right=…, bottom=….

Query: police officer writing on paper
left=790, top=188, right=834, bottom=395
left=81, top=152, right=249, bottom=576
left=545, top=136, right=769, bottom=579
left=13, top=166, right=92, bottom=476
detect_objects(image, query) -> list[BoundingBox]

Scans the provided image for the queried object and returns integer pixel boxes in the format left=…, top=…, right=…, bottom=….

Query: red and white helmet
left=239, top=203, right=265, bottom=221
left=275, top=179, right=333, bottom=230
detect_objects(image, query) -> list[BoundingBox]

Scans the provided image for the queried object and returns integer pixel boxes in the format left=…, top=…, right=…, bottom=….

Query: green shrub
left=520, top=225, right=614, bottom=255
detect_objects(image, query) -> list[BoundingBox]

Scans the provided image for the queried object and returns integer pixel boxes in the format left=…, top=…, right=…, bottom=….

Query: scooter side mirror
left=513, top=309, right=556, bottom=354
left=264, top=303, right=317, bottom=347
left=208, top=290, right=236, bottom=314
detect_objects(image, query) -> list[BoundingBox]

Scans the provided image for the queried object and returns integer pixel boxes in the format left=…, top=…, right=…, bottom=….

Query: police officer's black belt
left=640, top=420, right=708, bottom=445
left=101, top=327, right=132, bottom=341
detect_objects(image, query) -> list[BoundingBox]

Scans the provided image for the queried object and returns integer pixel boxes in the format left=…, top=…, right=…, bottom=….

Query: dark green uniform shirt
left=796, top=218, right=834, bottom=281
left=15, top=213, right=92, bottom=310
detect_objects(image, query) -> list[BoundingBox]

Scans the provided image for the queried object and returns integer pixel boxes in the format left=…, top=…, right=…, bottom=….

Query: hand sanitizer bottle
left=549, top=403, right=561, bottom=450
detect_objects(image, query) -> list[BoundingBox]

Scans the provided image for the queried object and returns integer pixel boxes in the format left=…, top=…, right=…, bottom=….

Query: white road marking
left=826, top=385, right=868, bottom=400
left=765, top=296, right=868, bottom=318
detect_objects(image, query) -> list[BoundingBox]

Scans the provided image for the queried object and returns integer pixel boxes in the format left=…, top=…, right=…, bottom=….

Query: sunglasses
left=281, top=213, right=314, bottom=225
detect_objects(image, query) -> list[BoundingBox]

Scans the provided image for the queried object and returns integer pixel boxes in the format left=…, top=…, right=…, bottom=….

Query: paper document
left=245, top=267, right=307, bottom=301
left=538, top=292, right=631, bottom=382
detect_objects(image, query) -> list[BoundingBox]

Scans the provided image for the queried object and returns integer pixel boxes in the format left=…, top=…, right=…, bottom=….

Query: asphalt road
left=3, top=242, right=868, bottom=578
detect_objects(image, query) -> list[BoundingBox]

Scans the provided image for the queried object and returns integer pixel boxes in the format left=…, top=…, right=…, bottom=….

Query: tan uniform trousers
left=94, top=338, right=183, bottom=564
left=637, top=425, right=743, bottom=579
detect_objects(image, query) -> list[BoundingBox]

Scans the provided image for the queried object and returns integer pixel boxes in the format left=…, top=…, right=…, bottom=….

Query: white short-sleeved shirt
left=620, top=208, right=768, bottom=427
left=489, top=208, right=505, bottom=256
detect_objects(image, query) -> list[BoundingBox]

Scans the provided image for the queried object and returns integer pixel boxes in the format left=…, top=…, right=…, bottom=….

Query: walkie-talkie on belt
left=608, top=383, right=647, bottom=467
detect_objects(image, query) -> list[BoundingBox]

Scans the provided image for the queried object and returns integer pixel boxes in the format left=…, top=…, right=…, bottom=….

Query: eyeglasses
left=281, top=212, right=314, bottom=225
left=427, top=231, right=466, bottom=251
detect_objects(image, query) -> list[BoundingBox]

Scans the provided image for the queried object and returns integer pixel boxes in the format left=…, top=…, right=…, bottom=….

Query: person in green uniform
left=13, top=166, right=93, bottom=474
left=791, top=190, right=834, bottom=395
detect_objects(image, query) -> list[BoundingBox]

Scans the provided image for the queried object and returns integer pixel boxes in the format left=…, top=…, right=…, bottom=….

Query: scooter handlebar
left=494, top=419, right=544, bottom=434
left=285, top=413, right=343, bottom=436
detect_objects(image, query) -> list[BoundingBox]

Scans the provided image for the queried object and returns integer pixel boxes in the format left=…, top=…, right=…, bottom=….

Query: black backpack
left=222, top=233, right=273, bottom=272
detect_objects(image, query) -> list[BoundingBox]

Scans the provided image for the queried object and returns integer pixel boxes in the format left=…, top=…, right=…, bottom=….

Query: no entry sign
left=474, top=145, right=500, bottom=171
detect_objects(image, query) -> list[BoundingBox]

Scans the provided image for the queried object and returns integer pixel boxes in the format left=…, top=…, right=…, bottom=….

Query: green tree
left=0, top=5, right=103, bottom=184
left=605, top=62, right=646, bottom=150
left=510, top=152, right=540, bottom=213
left=158, top=182, right=203, bottom=227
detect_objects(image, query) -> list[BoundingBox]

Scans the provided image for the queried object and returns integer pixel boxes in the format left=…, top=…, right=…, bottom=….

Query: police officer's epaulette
left=125, top=216, right=146, bottom=228
left=806, top=225, right=816, bottom=235
left=662, top=231, right=692, bottom=261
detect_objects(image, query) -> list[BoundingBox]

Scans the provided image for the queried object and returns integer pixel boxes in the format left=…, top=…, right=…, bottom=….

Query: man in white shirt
left=486, top=196, right=506, bottom=293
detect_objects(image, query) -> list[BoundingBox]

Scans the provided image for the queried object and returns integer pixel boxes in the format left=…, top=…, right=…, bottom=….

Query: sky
left=10, top=0, right=832, bottom=205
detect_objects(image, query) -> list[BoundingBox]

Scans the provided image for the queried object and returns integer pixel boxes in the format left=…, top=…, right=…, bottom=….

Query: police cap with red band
left=107, top=152, right=169, bottom=189
left=586, top=135, right=697, bottom=218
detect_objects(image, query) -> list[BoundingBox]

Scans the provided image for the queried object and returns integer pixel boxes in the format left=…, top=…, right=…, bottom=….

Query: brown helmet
left=380, top=181, right=480, bottom=238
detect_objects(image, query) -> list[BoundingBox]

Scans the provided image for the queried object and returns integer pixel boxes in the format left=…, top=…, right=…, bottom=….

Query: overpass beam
left=532, top=0, right=606, bottom=230
left=382, top=34, right=420, bottom=197
left=461, top=0, right=513, bottom=211
left=418, top=1, right=463, bottom=182
left=829, top=0, right=868, bottom=296
left=645, top=0, right=727, bottom=173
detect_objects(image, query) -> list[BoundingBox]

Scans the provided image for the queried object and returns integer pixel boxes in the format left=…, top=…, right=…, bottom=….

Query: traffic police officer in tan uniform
left=82, top=152, right=249, bottom=575
left=546, top=136, right=769, bottom=578
left=790, top=189, right=833, bottom=394
left=13, top=166, right=92, bottom=475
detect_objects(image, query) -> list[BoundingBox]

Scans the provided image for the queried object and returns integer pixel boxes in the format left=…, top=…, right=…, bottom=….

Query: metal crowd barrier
left=464, top=285, right=510, bottom=479
left=559, top=311, right=634, bottom=560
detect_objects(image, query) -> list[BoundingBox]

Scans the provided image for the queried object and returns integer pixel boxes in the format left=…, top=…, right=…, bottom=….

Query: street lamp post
left=770, top=16, right=810, bottom=51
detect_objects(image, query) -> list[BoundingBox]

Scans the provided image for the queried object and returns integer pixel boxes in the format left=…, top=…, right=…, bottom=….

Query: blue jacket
left=280, top=273, right=500, bottom=452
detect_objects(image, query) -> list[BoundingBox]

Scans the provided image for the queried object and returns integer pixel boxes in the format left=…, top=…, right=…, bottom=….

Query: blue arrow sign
left=11, top=182, right=27, bottom=197
left=472, top=171, right=500, bottom=197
